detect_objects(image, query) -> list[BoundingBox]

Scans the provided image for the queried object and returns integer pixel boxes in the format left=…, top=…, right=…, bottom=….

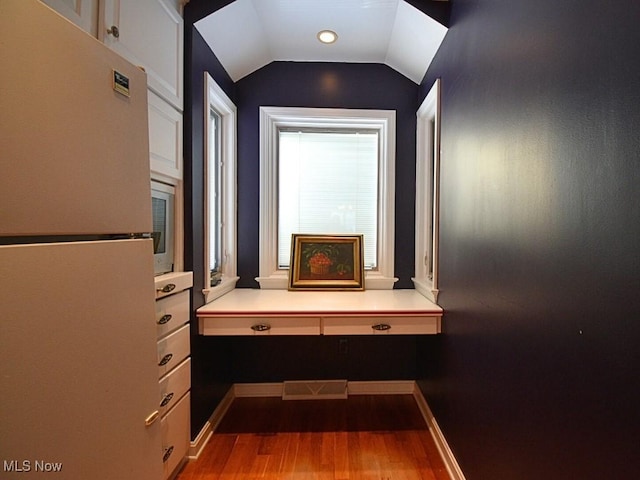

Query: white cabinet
left=149, top=89, right=184, bottom=179
left=42, top=0, right=185, bottom=181
left=41, top=0, right=99, bottom=36
left=101, top=0, right=184, bottom=110
left=155, top=271, right=193, bottom=480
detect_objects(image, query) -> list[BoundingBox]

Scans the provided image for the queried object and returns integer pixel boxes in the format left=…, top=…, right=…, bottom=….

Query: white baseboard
left=348, top=380, right=416, bottom=395
left=234, top=382, right=283, bottom=397
left=233, top=380, right=417, bottom=397
left=413, top=386, right=466, bottom=480
left=188, top=387, right=235, bottom=459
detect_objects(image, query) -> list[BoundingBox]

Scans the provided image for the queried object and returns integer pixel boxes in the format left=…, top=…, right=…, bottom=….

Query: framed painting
left=288, top=234, right=365, bottom=291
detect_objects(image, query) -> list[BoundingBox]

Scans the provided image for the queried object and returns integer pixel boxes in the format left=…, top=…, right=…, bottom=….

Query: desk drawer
left=199, top=316, right=321, bottom=336
left=322, top=316, right=441, bottom=335
left=159, top=357, right=190, bottom=417
left=157, top=324, right=190, bottom=378
left=156, top=290, right=190, bottom=338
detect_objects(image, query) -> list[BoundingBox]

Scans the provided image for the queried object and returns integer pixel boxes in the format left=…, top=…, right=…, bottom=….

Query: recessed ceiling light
left=317, top=30, right=338, bottom=44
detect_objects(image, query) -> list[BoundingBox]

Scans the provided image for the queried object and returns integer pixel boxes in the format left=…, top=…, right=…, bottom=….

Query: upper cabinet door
left=41, top=0, right=99, bottom=36
left=101, top=0, right=184, bottom=110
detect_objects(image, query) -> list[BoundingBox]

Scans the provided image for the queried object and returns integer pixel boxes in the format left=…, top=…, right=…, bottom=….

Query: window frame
left=203, top=72, right=238, bottom=303
left=413, top=78, right=441, bottom=303
left=257, top=106, right=397, bottom=290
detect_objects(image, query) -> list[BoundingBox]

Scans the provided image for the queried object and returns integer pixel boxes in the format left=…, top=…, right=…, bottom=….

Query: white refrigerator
left=1, top=1, right=163, bottom=478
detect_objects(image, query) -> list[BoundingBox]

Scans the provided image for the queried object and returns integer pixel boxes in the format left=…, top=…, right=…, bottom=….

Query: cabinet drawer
left=322, top=316, right=441, bottom=335
left=161, top=391, right=190, bottom=480
left=156, top=290, right=190, bottom=338
left=159, top=357, right=190, bottom=417
left=157, top=324, right=190, bottom=378
left=155, top=272, right=193, bottom=300
left=199, top=316, right=321, bottom=336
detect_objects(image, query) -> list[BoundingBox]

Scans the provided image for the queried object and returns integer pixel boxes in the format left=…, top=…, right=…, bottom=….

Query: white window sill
left=255, top=272, right=398, bottom=290
left=202, top=275, right=239, bottom=304
left=411, top=277, right=439, bottom=304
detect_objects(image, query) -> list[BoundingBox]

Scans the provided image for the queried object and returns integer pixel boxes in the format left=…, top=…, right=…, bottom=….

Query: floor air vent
left=282, top=380, right=348, bottom=400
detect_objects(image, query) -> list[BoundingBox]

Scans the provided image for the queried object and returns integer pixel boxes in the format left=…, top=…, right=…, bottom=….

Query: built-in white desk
left=197, top=289, right=443, bottom=336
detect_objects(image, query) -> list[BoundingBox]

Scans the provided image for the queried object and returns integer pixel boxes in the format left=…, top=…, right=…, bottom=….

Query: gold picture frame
left=288, top=234, right=365, bottom=291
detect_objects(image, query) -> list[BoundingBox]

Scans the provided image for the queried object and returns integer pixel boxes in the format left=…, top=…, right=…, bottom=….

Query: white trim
left=413, top=385, right=466, bottom=480
left=348, top=380, right=416, bottom=395
left=413, top=78, right=442, bottom=304
left=188, top=386, right=235, bottom=459
left=234, top=382, right=283, bottom=398
left=257, top=106, right=397, bottom=290
left=233, top=380, right=417, bottom=397
left=203, top=73, right=238, bottom=304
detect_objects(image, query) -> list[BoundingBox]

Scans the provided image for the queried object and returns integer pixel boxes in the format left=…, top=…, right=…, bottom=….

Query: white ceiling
left=194, top=0, right=448, bottom=84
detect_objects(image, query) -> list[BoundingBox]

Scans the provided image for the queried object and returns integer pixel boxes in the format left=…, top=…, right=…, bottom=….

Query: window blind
left=278, top=129, right=379, bottom=269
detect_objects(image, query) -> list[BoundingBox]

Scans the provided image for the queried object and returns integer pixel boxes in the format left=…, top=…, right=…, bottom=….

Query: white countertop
left=197, top=289, right=442, bottom=317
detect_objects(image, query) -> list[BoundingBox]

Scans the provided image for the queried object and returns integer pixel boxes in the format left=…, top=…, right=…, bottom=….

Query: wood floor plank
left=176, top=395, right=451, bottom=480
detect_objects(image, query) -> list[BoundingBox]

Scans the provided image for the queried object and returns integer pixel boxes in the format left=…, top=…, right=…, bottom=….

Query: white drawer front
left=155, top=272, right=193, bottom=300
left=156, top=290, right=190, bottom=338
left=161, top=392, right=190, bottom=480
left=322, top=316, right=441, bottom=335
left=159, top=357, right=191, bottom=417
left=199, top=316, right=321, bottom=336
left=157, top=324, right=190, bottom=378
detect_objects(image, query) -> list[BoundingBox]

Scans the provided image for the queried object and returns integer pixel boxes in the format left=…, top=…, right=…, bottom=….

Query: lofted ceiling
left=194, top=0, right=448, bottom=84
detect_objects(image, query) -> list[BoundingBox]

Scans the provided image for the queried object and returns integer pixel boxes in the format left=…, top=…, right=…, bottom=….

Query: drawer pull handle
left=158, top=314, right=172, bottom=325
left=372, top=323, right=392, bottom=331
left=144, top=410, right=159, bottom=426
left=163, top=445, right=174, bottom=463
left=251, top=323, right=271, bottom=332
left=157, top=283, right=176, bottom=294
left=160, top=392, right=174, bottom=407
left=158, top=353, right=173, bottom=366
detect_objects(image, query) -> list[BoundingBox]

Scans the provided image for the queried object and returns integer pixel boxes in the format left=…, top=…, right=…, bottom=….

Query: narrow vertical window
left=203, top=73, right=238, bottom=303
left=414, top=78, right=441, bottom=303
left=208, top=107, right=222, bottom=284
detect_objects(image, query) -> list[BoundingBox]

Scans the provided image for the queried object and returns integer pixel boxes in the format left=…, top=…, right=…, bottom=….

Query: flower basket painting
left=288, top=234, right=365, bottom=291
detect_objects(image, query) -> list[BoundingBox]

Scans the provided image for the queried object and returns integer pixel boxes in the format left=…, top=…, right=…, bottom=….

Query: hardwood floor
left=176, top=394, right=450, bottom=480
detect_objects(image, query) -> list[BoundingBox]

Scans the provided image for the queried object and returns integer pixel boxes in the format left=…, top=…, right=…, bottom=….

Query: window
left=208, top=107, right=222, bottom=275
left=278, top=129, right=379, bottom=269
left=203, top=73, right=238, bottom=303
left=257, top=107, right=397, bottom=289
left=413, top=78, right=441, bottom=303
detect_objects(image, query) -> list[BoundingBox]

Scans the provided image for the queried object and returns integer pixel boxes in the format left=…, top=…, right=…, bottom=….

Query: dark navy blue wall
left=183, top=23, right=235, bottom=438
left=417, top=0, right=640, bottom=478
